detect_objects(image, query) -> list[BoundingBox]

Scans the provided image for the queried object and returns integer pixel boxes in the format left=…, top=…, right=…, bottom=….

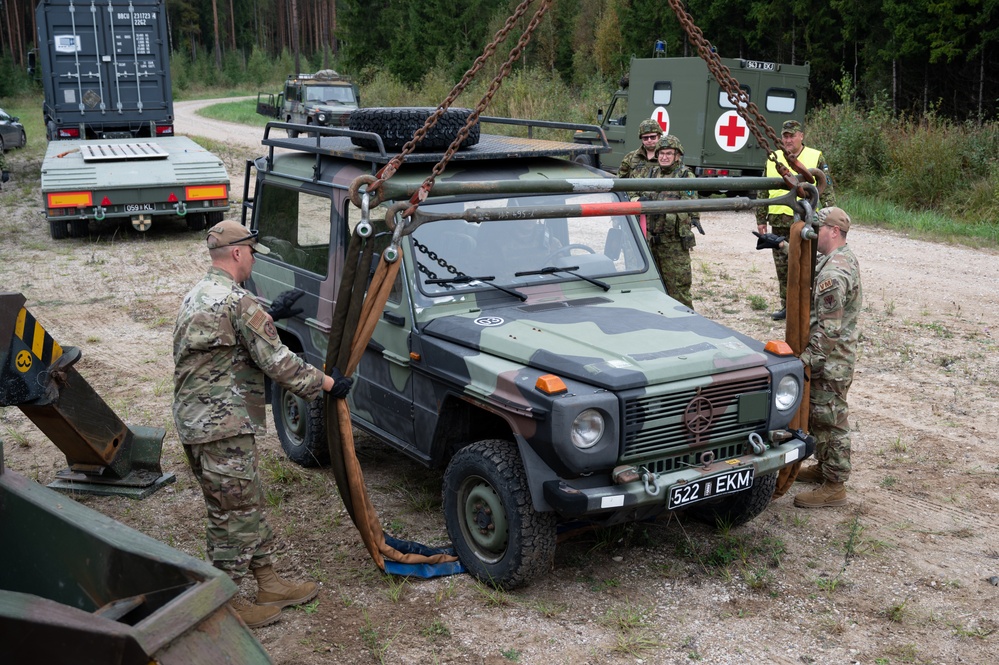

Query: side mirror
left=596, top=108, right=604, bottom=124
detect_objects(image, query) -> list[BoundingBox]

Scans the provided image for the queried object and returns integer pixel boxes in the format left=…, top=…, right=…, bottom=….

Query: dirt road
left=0, top=101, right=996, bottom=664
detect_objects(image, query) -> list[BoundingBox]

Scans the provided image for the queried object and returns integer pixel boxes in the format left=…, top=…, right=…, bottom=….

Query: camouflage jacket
left=800, top=245, right=862, bottom=381
left=756, top=145, right=836, bottom=224
left=641, top=163, right=698, bottom=238
left=618, top=148, right=658, bottom=180
left=173, top=266, right=324, bottom=445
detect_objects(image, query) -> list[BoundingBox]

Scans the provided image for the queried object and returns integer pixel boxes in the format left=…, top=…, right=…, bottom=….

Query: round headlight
left=571, top=409, right=605, bottom=449
left=774, top=374, right=800, bottom=412
left=317, top=113, right=327, bottom=123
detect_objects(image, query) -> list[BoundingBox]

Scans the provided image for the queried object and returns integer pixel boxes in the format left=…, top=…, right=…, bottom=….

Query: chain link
left=665, top=0, right=814, bottom=195
left=412, top=236, right=464, bottom=282
left=367, top=0, right=552, bottom=219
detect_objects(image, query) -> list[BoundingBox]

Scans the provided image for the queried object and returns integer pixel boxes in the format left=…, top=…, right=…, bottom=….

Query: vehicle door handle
left=382, top=311, right=405, bottom=326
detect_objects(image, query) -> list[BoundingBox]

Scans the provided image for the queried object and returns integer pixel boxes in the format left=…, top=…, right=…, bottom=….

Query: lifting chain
left=357, top=0, right=553, bottom=227
left=665, top=0, right=815, bottom=200
left=412, top=236, right=466, bottom=282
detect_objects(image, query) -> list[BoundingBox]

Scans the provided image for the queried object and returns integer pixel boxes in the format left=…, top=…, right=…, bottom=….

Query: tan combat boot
left=253, top=565, right=320, bottom=608
left=230, top=595, right=281, bottom=628
left=794, top=464, right=824, bottom=484
left=794, top=481, right=847, bottom=508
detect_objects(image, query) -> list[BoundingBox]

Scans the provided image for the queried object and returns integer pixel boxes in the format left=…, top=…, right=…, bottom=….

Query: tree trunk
left=229, top=0, right=237, bottom=51
left=212, top=0, right=223, bottom=70
left=291, top=0, right=301, bottom=76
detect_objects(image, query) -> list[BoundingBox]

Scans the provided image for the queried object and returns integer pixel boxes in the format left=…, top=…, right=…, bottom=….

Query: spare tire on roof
left=348, top=107, right=480, bottom=151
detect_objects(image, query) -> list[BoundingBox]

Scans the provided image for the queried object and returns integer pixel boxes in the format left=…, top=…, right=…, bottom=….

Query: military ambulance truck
left=33, top=0, right=230, bottom=238
left=239, top=110, right=813, bottom=588
left=574, top=56, right=810, bottom=179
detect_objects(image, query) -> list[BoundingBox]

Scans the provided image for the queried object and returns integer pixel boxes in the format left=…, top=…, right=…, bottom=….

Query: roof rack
left=288, top=70, right=352, bottom=83
left=260, top=116, right=610, bottom=167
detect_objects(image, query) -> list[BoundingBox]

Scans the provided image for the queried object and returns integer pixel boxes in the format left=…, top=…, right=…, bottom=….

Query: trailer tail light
left=155, top=124, right=174, bottom=136
left=47, top=191, right=93, bottom=208
left=57, top=127, right=81, bottom=139
left=701, top=168, right=731, bottom=176
left=185, top=184, right=228, bottom=201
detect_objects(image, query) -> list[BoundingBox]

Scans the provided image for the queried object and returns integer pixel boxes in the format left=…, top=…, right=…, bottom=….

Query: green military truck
left=574, top=56, right=810, bottom=178
left=240, top=111, right=812, bottom=587
left=256, top=70, right=360, bottom=137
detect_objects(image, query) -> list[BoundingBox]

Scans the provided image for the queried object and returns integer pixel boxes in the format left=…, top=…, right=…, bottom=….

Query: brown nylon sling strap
left=324, top=231, right=458, bottom=569
left=773, top=220, right=814, bottom=498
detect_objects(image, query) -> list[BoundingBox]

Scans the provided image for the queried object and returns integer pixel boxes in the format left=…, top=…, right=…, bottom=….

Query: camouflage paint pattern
left=183, top=434, right=275, bottom=580
left=800, top=244, right=861, bottom=483
left=243, top=131, right=809, bottom=521
left=617, top=147, right=658, bottom=181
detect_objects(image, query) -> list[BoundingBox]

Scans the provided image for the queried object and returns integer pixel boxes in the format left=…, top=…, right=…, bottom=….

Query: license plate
left=125, top=203, right=155, bottom=212
left=668, top=467, right=754, bottom=510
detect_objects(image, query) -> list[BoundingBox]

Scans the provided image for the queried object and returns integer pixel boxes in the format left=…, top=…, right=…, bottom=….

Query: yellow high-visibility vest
left=766, top=146, right=822, bottom=216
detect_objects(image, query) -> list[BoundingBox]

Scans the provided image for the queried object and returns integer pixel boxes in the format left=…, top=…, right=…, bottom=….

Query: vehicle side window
left=653, top=81, right=671, bottom=106
left=766, top=88, right=797, bottom=114
left=606, top=96, right=628, bottom=126
left=255, top=183, right=331, bottom=276
left=719, top=85, right=750, bottom=108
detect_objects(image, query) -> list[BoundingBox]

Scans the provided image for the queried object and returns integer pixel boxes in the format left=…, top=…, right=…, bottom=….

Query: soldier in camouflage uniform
left=618, top=118, right=663, bottom=181
left=640, top=135, right=698, bottom=309
left=173, top=220, right=352, bottom=627
left=756, top=119, right=835, bottom=320
left=791, top=207, right=862, bottom=508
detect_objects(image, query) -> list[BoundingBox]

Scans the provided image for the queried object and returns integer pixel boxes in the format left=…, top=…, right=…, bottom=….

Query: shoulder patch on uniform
left=247, top=308, right=279, bottom=340
left=816, top=278, right=835, bottom=293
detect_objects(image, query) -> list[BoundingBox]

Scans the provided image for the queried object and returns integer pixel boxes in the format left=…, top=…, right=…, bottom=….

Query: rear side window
left=766, top=88, right=797, bottom=114
left=254, top=183, right=332, bottom=276
left=653, top=81, right=671, bottom=105
left=718, top=85, right=750, bottom=109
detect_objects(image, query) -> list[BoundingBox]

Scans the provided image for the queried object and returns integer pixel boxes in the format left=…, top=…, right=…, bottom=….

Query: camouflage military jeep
left=242, top=112, right=812, bottom=588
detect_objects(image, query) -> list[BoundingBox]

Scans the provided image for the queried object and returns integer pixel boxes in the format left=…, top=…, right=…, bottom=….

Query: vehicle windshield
left=306, top=85, right=356, bottom=104
left=409, top=193, right=648, bottom=301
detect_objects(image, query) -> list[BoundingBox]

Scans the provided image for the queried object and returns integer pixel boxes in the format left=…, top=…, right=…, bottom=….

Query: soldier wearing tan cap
left=173, top=220, right=352, bottom=627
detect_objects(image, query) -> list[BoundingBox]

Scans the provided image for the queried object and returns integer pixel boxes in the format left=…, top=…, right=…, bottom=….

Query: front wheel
left=443, top=439, right=556, bottom=588
left=686, top=471, right=778, bottom=527
left=271, top=380, right=328, bottom=467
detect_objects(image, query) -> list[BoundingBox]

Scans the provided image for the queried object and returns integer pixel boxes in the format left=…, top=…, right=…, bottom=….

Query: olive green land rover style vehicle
left=242, top=111, right=813, bottom=587
left=256, top=70, right=360, bottom=137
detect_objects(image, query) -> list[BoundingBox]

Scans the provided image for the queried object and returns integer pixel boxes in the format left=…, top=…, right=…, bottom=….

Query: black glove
left=268, top=289, right=305, bottom=322
left=328, top=366, right=353, bottom=399
left=752, top=231, right=786, bottom=250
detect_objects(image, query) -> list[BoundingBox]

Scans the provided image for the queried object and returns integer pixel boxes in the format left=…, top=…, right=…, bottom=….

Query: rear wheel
left=49, top=220, right=68, bottom=240
left=271, top=380, right=328, bottom=467
left=443, top=439, right=556, bottom=588
left=348, top=107, right=480, bottom=152
left=686, top=472, right=778, bottom=527
left=186, top=213, right=207, bottom=231
left=69, top=219, right=89, bottom=238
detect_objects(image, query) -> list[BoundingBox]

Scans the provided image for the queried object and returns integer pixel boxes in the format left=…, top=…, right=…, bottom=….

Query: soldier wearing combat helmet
left=173, top=220, right=353, bottom=628
left=618, top=118, right=664, bottom=180
left=638, top=135, right=699, bottom=309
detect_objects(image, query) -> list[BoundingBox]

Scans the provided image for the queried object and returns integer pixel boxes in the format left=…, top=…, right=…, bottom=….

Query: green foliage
left=0, top=56, right=37, bottom=98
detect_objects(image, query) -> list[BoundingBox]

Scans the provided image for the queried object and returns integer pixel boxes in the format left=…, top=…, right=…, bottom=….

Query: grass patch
left=840, top=191, right=999, bottom=247
left=197, top=99, right=271, bottom=127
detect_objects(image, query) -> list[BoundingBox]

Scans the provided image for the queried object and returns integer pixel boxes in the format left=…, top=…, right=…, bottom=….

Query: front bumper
left=543, top=436, right=813, bottom=518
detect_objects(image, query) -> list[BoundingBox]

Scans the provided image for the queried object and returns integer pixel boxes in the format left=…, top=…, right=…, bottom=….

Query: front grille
left=621, top=366, right=769, bottom=464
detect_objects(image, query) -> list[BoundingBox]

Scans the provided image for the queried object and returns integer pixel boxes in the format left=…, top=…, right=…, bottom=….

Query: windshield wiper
left=515, top=266, right=611, bottom=291
left=426, top=274, right=527, bottom=302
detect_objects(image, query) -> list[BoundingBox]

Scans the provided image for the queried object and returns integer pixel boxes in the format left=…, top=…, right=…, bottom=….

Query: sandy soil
left=0, top=99, right=996, bottom=664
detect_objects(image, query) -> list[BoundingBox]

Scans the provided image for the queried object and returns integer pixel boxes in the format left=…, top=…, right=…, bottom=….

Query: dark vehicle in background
left=0, top=108, right=27, bottom=152
left=256, top=70, right=360, bottom=137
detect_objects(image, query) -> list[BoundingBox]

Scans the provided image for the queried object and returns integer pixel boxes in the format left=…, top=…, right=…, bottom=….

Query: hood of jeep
left=421, top=289, right=770, bottom=391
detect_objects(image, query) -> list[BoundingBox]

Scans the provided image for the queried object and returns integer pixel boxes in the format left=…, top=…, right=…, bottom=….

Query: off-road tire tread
left=348, top=107, right=480, bottom=152
left=271, top=382, right=329, bottom=467
left=443, top=439, right=556, bottom=589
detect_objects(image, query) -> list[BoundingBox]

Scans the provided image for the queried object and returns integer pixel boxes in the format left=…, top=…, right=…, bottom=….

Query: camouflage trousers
left=649, top=236, right=693, bottom=309
left=183, top=434, right=275, bottom=581
left=809, top=377, right=852, bottom=483
left=766, top=214, right=794, bottom=307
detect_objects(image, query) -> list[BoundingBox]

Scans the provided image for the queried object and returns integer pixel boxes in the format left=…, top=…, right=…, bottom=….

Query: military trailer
left=40, top=136, right=229, bottom=239
left=240, top=112, right=812, bottom=587
left=33, top=0, right=231, bottom=238
left=256, top=70, right=360, bottom=137
left=574, top=56, right=810, bottom=178
left=33, top=0, right=174, bottom=141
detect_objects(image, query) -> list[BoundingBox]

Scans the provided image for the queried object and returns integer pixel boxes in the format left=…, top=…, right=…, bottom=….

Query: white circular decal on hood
left=474, top=316, right=504, bottom=327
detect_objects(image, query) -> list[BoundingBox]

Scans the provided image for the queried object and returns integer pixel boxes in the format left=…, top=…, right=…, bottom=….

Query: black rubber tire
left=348, top=107, right=480, bottom=152
left=271, top=380, right=329, bottom=467
left=443, top=439, right=556, bottom=588
left=204, top=211, right=225, bottom=227
left=572, top=153, right=595, bottom=168
left=49, top=219, right=68, bottom=240
left=186, top=213, right=207, bottom=231
left=686, top=472, right=778, bottom=527
left=18, top=130, right=26, bottom=148
left=0, top=136, right=5, bottom=152
left=69, top=219, right=89, bottom=238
